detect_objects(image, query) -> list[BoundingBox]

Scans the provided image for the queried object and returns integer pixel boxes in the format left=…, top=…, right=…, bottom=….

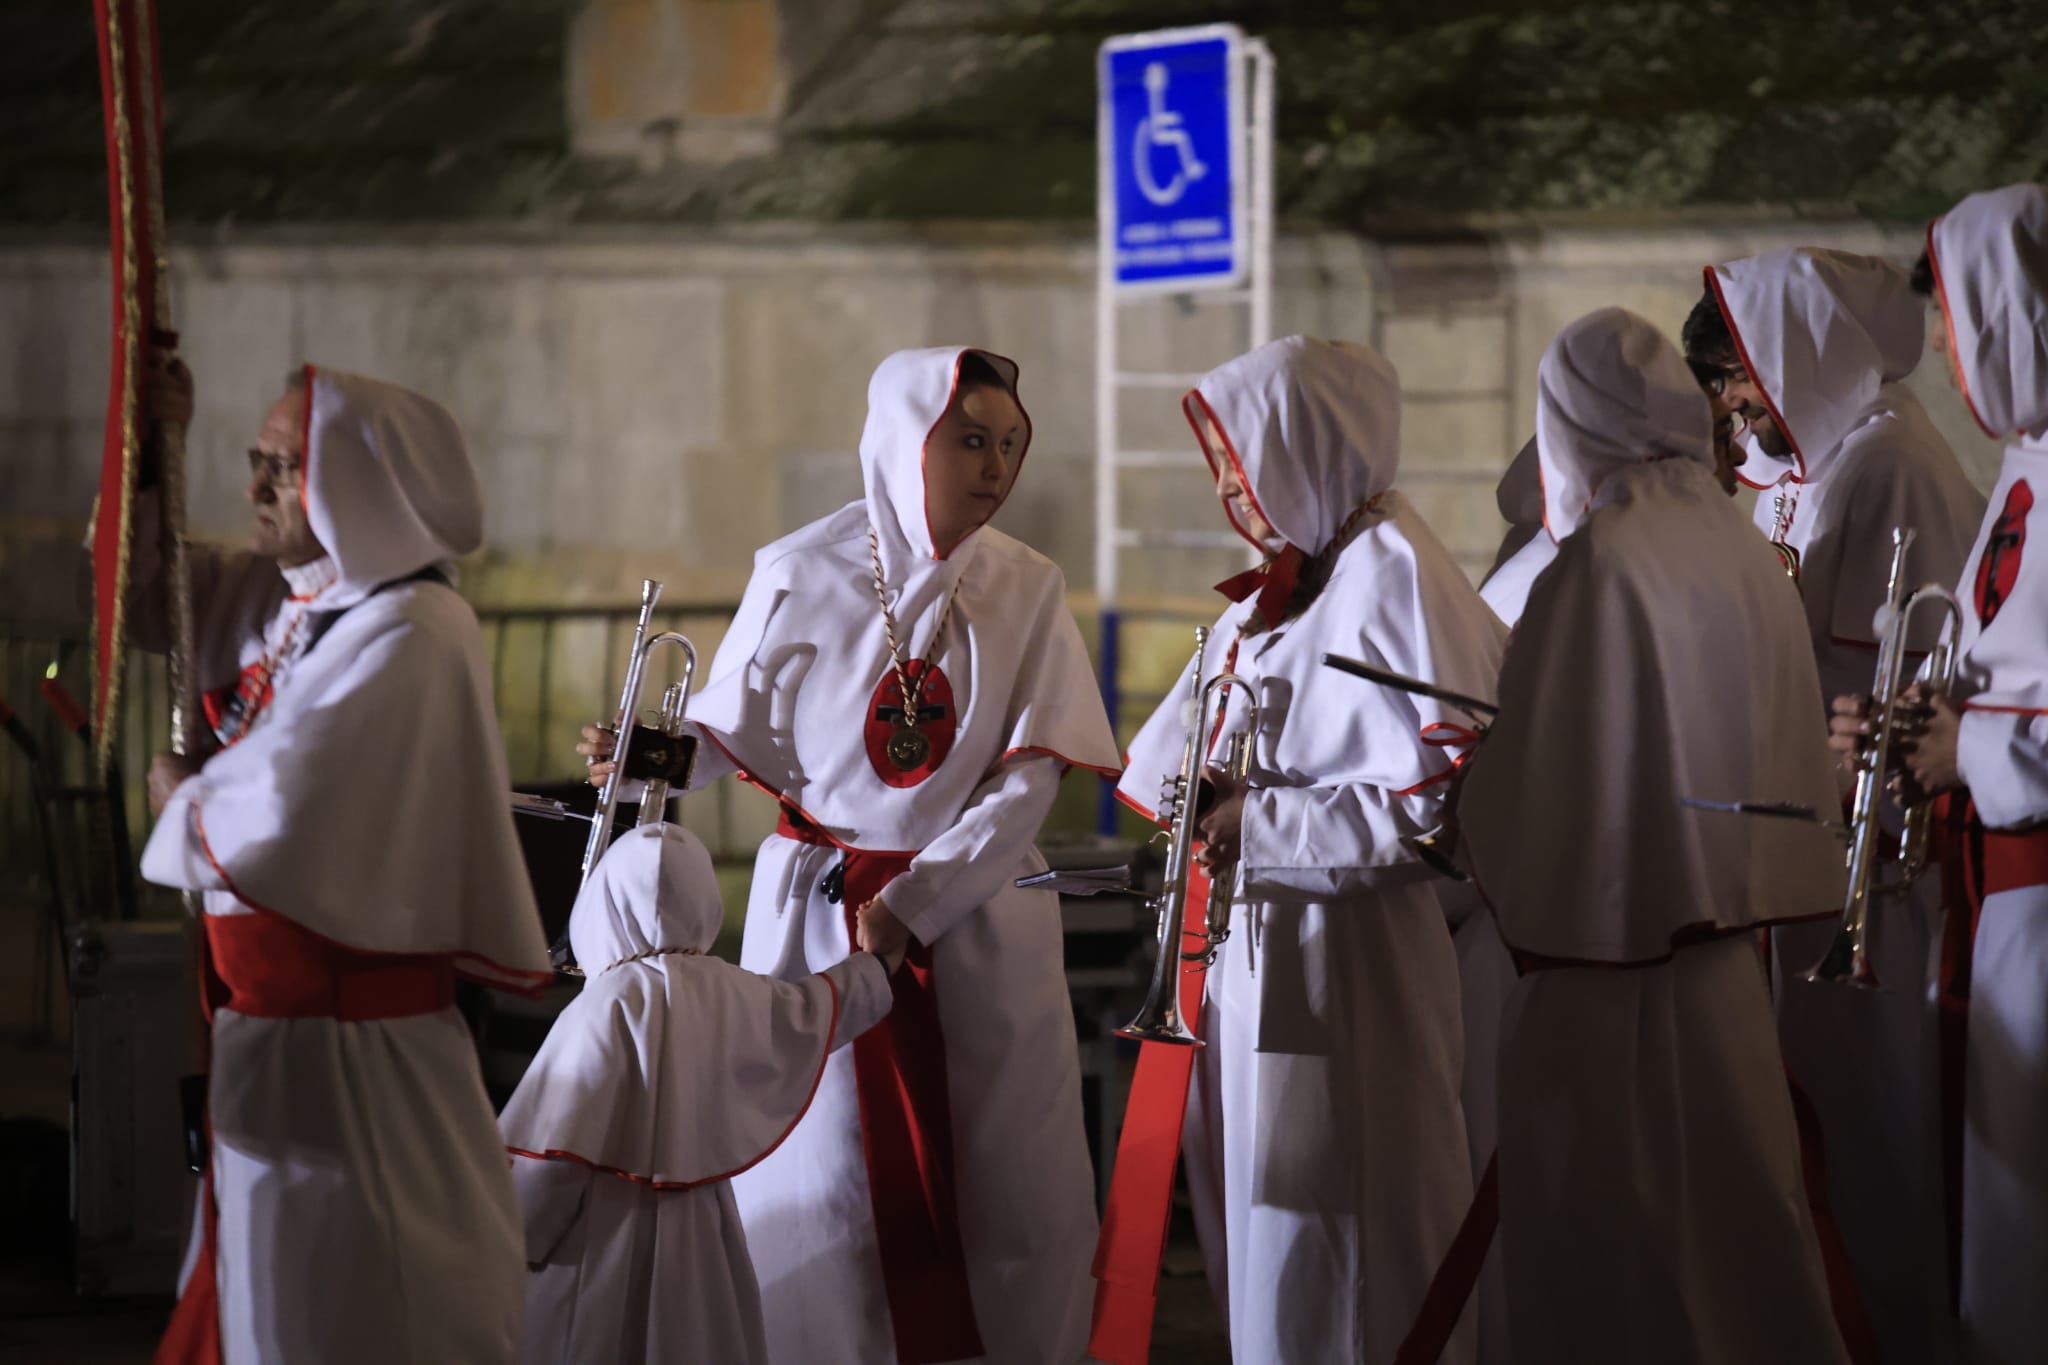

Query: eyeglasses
left=246, top=449, right=302, bottom=486
left=1686, top=359, right=1746, bottom=397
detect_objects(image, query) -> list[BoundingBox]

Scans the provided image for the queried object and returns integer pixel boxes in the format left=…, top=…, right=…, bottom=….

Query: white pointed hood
left=297, top=365, right=483, bottom=609
left=1537, top=307, right=1714, bottom=540
left=500, top=825, right=890, bottom=1187
left=1928, top=182, right=2048, bottom=439
left=1703, top=248, right=1924, bottom=485
left=684, top=347, right=1118, bottom=851
left=1184, top=336, right=1399, bottom=555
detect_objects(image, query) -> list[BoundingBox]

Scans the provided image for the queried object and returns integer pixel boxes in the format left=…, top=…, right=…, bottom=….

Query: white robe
left=499, top=826, right=896, bottom=1365
left=688, top=347, right=1121, bottom=1364
left=138, top=369, right=552, bottom=1364
left=1120, top=337, right=1505, bottom=1363
left=1709, top=248, right=1985, bottom=1362
left=1928, top=185, right=2048, bottom=1365
left=1462, top=309, right=1848, bottom=1365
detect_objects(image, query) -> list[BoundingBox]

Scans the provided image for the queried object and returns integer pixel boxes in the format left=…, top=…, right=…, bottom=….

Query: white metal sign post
left=1095, top=25, right=1274, bottom=831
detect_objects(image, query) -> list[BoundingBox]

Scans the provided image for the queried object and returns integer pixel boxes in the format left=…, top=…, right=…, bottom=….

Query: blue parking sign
left=1100, top=26, right=1245, bottom=290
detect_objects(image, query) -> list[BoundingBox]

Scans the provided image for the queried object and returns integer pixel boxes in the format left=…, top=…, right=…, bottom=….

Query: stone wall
left=0, top=219, right=2003, bottom=631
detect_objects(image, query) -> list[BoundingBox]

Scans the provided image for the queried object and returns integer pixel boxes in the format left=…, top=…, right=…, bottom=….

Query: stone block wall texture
left=0, top=218, right=2011, bottom=858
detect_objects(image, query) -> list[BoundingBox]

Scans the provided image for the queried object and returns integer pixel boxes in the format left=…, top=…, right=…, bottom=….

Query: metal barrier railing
left=2, top=594, right=1220, bottom=902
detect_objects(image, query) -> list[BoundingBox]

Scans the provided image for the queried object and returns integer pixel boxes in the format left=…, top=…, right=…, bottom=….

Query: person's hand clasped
left=576, top=723, right=617, bottom=787
left=855, top=897, right=911, bottom=973
left=1894, top=683, right=1963, bottom=804
left=1194, top=767, right=1247, bottom=875
left=147, top=752, right=200, bottom=817
left=1827, top=693, right=1874, bottom=775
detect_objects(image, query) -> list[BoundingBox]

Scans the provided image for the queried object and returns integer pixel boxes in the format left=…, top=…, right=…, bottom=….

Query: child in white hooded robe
left=499, top=824, right=897, bottom=1365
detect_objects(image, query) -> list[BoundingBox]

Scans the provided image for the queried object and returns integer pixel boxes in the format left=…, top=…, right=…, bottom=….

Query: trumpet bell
left=1116, top=1007, right=1202, bottom=1048
left=1803, top=927, right=1885, bottom=991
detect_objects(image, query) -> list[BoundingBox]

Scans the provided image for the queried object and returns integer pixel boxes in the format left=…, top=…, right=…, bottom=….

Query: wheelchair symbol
left=1131, top=62, right=1208, bottom=207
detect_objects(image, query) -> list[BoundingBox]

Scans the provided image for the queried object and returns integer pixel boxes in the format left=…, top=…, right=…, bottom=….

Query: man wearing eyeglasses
left=1682, top=248, right=1984, bottom=1365
left=123, top=354, right=551, bottom=1364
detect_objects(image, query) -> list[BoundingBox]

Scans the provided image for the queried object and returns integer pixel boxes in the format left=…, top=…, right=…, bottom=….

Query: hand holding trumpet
left=1827, top=683, right=1963, bottom=806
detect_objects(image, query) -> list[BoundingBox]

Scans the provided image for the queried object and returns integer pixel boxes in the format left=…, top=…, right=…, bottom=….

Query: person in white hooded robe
left=1476, top=436, right=1558, bottom=627
left=133, top=363, right=553, bottom=1365
left=1457, top=307, right=1851, bottom=1365
left=584, top=347, right=1121, bottom=1365
left=1828, top=183, right=2048, bottom=1365
left=499, top=823, right=898, bottom=1365
left=1097, top=336, right=1505, bottom=1365
left=1684, top=246, right=1987, bottom=1362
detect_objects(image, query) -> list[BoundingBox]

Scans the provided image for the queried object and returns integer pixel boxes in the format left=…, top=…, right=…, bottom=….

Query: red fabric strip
left=1981, top=822, right=2048, bottom=897
left=1087, top=871, right=1213, bottom=1365
left=203, top=910, right=455, bottom=1022
left=1785, top=1071, right=1880, bottom=1364
left=153, top=1158, right=219, bottom=1365
left=776, top=807, right=984, bottom=1363
left=1394, top=1152, right=1497, bottom=1365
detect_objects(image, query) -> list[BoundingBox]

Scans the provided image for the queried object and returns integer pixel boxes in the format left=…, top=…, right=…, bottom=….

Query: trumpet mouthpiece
left=641, top=579, right=664, bottom=609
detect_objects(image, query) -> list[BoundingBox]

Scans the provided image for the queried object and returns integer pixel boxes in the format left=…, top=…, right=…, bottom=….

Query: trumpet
left=580, top=579, right=701, bottom=888
left=1806, top=528, right=1964, bottom=989
left=512, top=579, right=699, bottom=975
left=1117, top=627, right=1259, bottom=1047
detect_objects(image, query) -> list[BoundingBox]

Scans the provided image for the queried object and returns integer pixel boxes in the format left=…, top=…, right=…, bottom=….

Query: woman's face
left=924, top=381, right=1026, bottom=554
left=1204, top=412, right=1282, bottom=549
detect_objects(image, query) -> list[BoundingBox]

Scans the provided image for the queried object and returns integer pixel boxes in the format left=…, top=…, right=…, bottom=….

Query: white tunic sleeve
left=1236, top=779, right=1436, bottom=901
left=1958, top=708, right=2048, bottom=830
left=139, top=780, right=230, bottom=893
left=510, top=1155, right=593, bottom=1266
left=875, top=756, right=1063, bottom=944
left=819, top=951, right=895, bottom=1047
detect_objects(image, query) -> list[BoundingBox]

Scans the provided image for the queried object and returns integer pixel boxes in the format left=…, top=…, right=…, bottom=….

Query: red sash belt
left=157, top=910, right=457, bottom=1365
left=202, top=909, right=457, bottom=1022
left=775, top=807, right=984, bottom=1364
left=1086, top=870, right=1213, bottom=1365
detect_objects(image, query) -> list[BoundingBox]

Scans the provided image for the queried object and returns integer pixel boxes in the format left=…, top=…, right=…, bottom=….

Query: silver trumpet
left=581, top=579, right=701, bottom=887
left=1117, top=626, right=1259, bottom=1047
left=512, top=579, right=699, bottom=975
left=1807, top=528, right=1964, bottom=989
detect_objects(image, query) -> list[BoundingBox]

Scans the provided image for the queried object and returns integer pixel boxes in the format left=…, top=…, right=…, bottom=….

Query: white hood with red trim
left=1461, top=308, right=1844, bottom=963
left=1930, top=183, right=2048, bottom=441
left=1934, top=184, right=2048, bottom=829
left=300, top=366, right=484, bottom=610
left=499, top=824, right=891, bottom=1186
left=1536, top=307, right=1714, bottom=540
left=1706, top=247, right=1924, bottom=486
left=1118, top=337, right=1505, bottom=884
left=684, top=347, right=1120, bottom=850
left=140, top=373, right=549, bottom=985
left=1184, top=336, right=1398, bottom=554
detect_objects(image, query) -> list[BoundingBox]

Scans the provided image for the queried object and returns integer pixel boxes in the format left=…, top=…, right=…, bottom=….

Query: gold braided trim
left=600, top=946, right=704, bottom=974
left=91, top=0, right=144, bottom=780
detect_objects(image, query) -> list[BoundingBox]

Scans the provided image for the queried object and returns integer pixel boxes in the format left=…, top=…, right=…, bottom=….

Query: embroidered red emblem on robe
left=1976, top=480, right=2032, bottom=628
left=862, top=659, right=957, bottom=787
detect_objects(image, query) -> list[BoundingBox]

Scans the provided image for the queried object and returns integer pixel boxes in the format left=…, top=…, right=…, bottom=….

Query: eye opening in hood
left=1181, top=387, right=1275, bottom=555
left=1924, top=219, right=2002, bottom=441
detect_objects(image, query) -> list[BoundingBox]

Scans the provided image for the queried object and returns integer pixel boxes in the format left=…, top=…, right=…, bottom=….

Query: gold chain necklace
left=867, top=526, right=964, bottom=773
